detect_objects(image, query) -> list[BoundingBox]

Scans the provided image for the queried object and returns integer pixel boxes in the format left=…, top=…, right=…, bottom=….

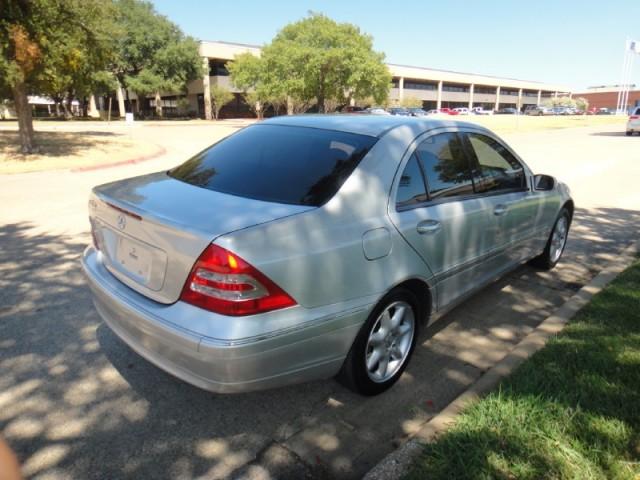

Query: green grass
left=406, top=259, right=640, bottom=480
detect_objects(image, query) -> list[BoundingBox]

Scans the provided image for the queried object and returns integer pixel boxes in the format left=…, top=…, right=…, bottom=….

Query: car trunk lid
left=89, top=172, right=313, bottom=304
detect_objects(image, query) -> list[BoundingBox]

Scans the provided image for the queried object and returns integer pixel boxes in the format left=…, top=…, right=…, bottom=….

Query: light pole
left=617, top=39, right=639, bottom=114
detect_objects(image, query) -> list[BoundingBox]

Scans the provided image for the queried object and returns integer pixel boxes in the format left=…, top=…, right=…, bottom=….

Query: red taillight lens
left=630, top=115, right=639, bottom=120
left=180, top=244, right=297, bottom=316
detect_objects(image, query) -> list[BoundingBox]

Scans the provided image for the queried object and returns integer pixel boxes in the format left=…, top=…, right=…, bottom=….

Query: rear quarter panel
left=214, top=126, right=436, bottom=310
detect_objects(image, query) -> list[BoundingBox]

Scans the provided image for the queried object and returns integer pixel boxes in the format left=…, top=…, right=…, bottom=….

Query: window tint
left=168, top=124, right=377, bottom=207
left=396, top=154, right=427, bottom=208
left=466, top=133, right=526, bottom=193
left=415, top=133, right=474, bottom=199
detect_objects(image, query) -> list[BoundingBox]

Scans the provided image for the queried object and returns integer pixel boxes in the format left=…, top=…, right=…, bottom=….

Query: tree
left=0, top=0, right=116, bottom=152
left=543, top=96, right=576, bottom=108
left=575, top=97, right=589, bottom=113
left=210, top=85, right=233, bottom=120
left=229, top=13, right=391, bottom=114
left=400, top=96, right=423, bottom=108
left=111, top=0, right=203, bottom=117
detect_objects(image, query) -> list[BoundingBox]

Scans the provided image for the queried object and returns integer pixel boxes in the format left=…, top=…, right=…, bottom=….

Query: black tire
left=337, top=288, right=421, bottom=396
left=626, top=131, right=632, bottom=136
left=529, top=207, right=571, bottom=270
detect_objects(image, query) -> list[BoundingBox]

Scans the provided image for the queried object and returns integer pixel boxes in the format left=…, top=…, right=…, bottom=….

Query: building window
left=474, top=86, right=496, bottom=95
left=209, top=59, right=230, bottom=76
left=501, top=88, right=518, bottom=96
left=442, top=83, right=470, bottom=93
left=391, top=78, right=400, bottom=88
left=404, top=80, right=437, bottom=91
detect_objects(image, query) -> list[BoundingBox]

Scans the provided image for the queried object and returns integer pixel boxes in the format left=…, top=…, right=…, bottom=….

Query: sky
left=151, top=0, right=640, bottom=91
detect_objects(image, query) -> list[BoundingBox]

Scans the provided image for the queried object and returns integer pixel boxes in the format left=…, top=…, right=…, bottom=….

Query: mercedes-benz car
left=82, top=115, right=573, bottom=396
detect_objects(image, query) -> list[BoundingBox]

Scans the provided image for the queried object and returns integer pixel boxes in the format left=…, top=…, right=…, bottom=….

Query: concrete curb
left=364, top=240, right=639, bottom=480
left=71, top=145, right=166, bottom=173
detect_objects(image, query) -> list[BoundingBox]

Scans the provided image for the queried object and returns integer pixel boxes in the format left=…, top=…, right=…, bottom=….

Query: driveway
left=0, top=122, right=638, bottom=479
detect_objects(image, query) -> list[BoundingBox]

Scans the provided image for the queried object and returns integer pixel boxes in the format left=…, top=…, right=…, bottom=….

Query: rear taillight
left=180, top=244, right=297, bottom=316
left=630, top=115, right=639, bottom=120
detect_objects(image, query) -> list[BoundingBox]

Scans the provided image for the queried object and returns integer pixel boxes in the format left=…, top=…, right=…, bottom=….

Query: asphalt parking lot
left=0, top=121, right=639, bottom=479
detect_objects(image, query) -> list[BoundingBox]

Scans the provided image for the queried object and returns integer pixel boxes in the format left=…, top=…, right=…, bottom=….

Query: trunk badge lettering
left=117, top=214, right=127, bottom=230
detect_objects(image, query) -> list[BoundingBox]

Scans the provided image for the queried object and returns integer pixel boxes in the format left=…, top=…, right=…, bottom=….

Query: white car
left=367, top=108, right=391, bottom=115
left=471, top=107, right=493, bottom=115
left=453, top=107, right=469, bottom=115
left=626, top=107, right=640, bottom=136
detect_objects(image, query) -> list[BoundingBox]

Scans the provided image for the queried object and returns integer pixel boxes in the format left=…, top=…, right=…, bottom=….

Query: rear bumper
left=627, top=120, right=640, bottom=132
left=82, top=246, right=369, bottom=393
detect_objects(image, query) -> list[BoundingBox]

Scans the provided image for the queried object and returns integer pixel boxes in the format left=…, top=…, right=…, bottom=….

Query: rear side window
left=169, top=124, right=377, bottom=206
left=465, top=133, right=526, bottom=193
left=415, top=133, right=474, bottom=199
left=396, top=154, right=427, bottom=209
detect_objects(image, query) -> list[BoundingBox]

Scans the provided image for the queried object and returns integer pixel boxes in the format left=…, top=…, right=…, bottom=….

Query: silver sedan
left=82, top=115, right=573, bottom=395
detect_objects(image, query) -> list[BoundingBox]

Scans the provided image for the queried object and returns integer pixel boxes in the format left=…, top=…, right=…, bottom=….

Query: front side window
left=466, top=133, right=526, bottom=193
left=415, top=133, right=474, bottom=199
left=169, top=124, right=377, bottom=206
left=396, top=154, right=427, bottom=209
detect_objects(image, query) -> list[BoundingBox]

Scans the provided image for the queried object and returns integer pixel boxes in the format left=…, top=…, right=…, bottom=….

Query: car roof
left=261, top=114, right=488, bottom=138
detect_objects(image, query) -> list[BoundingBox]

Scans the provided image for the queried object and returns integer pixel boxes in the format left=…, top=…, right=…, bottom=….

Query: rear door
left=388, top=130, right=502, bottom=309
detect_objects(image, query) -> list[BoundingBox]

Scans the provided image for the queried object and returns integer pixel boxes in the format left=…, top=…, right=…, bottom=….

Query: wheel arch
left=562, top=199, right=575, bottom=225
left=384, top=277, right=433, bottom=325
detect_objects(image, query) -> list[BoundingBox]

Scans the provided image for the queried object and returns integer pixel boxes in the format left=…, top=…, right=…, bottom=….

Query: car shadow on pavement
left=589, top=131, right=632, bottom=137
left=0, top=205, right=638, bottom=479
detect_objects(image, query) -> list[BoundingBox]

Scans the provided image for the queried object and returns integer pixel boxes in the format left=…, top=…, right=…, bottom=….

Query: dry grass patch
left=457, top=114, right=626, bottom=135
left=0, top=130, right=161, bottom=174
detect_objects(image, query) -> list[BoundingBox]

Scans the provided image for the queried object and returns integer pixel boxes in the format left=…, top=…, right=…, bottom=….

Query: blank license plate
left=116, top=236, right=152, bottom=282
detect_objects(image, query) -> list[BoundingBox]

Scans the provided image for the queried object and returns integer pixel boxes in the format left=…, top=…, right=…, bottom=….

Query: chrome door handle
left=416, top=220, right=441, bottom=235
left=494, top=204, right=508, bottom=216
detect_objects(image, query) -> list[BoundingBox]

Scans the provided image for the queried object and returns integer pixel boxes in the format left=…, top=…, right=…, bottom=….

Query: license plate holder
left=115, top=236, right=153, bottom=282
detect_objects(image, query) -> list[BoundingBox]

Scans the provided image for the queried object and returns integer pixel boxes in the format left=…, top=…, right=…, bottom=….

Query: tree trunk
left=64, top=93, right=73, bottom=119
left=55, top=102, right=61, bottom=117
left=116, top=82, right=126, bottom=118
left=82, top=97, right=88, bottom=117
left=155, top=91, right=162, bottom=117
left=287, top=96, right=293, bottom=115
left=317, top=94, right=325, bottom=113
left=12, top=80, right=35, bottom=153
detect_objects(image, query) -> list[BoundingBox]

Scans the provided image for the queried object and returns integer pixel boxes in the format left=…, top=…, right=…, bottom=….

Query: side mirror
left=533, top=174, right=555, bottom=191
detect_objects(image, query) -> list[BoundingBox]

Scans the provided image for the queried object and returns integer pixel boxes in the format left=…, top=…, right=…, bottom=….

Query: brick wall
left=574, top=90, right=640, bottom=110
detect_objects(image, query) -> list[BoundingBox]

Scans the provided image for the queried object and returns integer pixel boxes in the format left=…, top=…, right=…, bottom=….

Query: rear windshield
left=168, top=124, right=377, bottom=207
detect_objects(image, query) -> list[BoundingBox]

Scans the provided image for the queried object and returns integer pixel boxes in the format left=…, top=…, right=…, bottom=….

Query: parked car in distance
left=342, top=106, right=366, bottom=113
left=388, top=107, right=411, bottom=116
left=407, top=108, right=428, bottom=117
left=525, top=105, right=554, bottom=116
left=438, top=108, right=459, bottom=115
left=452, top=107, right=470, bottom=115
left=496, top=107, right=519, bottom=115
left=471, top=107, right=493, bottom=115
left=83, top=115, right=573, bottom=396
left=366, top=107, right=391, bottom=115
left=596, top=107, right=613, bottom=115
left=627, top=106, right=640, bottom=135
left=426, top=109, right=439, bottom=115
